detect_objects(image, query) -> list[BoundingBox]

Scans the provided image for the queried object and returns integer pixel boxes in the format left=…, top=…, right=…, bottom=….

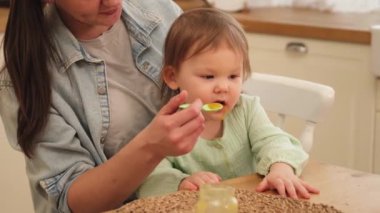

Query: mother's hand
left=141, top=90, right=205, bottom=158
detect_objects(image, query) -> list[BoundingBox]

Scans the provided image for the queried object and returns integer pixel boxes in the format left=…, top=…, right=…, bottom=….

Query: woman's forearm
left=67, top=136, right=163, bottom=213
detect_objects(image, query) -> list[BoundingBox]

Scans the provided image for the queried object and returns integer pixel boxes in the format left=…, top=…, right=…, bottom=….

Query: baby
left=138, top=8, right=319, bottom=200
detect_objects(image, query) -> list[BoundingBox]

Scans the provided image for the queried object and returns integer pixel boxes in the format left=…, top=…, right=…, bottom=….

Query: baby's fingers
left=293, top=180, right=320, bottom=199
left=283, top=179, right=297, bottom=199
left=296, top=185, right=311, bottom=199
left=179, top=180, right=198, bottom=191
left=302, top=180, right=320, bottom=195
left=255, top=178, right=269, bottom=192
left=272, top=178, right=286, bottom=197
left=305, top=185, right=320, bottom=195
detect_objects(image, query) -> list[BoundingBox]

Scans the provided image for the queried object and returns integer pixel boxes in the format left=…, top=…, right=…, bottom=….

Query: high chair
left=242, top=73, right=335, bottom=153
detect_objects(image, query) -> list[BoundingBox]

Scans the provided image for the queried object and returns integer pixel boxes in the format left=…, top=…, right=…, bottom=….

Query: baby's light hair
left=161, top=8, right=251, bottom=97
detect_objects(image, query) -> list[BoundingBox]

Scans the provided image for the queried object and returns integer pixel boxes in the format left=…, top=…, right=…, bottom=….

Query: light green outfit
left=137, top=94, right=308, bottom=198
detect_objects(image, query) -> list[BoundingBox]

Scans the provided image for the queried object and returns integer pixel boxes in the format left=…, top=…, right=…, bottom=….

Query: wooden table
left=222, top=160, right=380, bottom=213
left=107, top=161, right=380, bottom=213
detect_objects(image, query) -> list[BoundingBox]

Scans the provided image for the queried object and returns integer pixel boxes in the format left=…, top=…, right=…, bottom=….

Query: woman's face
left=54, top=0, right=122, bottom=39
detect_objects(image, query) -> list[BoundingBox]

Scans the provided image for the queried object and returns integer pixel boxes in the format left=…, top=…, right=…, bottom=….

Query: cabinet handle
left=285, top=42, right=308, bottom=54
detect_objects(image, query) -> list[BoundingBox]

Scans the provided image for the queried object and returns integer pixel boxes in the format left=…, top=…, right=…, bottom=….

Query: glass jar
left=195, top=184, right=238, bottom=213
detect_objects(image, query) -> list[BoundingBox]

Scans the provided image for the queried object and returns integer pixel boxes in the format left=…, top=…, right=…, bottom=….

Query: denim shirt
left=0, top=0, right=181, bottom=212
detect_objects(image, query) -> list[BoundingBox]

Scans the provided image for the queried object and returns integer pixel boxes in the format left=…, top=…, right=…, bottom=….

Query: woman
left=0, top=0, right=205, bottom=212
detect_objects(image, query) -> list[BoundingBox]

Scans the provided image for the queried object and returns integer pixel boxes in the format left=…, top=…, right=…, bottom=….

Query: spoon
left=179, top=103, right=223, bottom=112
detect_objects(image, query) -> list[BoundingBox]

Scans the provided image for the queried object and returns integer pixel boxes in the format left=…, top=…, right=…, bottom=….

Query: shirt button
left=215, top=143, right=223, bottom=149
left=97, top=86, right=106, bottom=95
left=100, top=137, right=106, bottom=144
left=142, top=62, right=149, bottom=71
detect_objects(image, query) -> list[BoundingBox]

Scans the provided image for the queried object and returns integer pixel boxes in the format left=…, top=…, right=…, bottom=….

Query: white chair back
left=242, top=73, right=335, bottom=153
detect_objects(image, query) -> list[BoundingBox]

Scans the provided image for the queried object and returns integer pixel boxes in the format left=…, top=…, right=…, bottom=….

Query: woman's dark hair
left=2, top=0, right=57, bottom=157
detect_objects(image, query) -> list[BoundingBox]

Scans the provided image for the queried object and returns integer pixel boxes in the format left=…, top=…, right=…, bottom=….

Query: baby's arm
left=137, top=158, right=189, bottom=198
left=179, top=171, right=221, bottom=191
left=245, top=96, right=318, bottom=198
left=256, top=162, right=319, bottom=199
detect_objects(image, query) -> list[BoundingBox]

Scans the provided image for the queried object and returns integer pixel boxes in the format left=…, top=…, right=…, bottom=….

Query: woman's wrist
left=127, top=131, right=165, bottom=165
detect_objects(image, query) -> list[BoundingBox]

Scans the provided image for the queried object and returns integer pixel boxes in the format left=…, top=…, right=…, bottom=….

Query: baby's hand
left=256, top=162, right=320, bottom=199
left=179, top=171, right=221, bottom=191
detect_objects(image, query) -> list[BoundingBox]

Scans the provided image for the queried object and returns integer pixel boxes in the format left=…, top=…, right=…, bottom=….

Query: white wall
left=0, top=121, right=34, bottom=212
left=0, top=33, right=34, bottom=212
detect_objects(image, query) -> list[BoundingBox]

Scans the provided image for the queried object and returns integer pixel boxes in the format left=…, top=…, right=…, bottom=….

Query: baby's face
left=174, top=42, right=244, bottom=120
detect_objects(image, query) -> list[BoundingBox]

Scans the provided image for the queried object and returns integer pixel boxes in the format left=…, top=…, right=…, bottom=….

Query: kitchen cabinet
left=246, top=32, right=378, bottom=173
left=375, top=82, right=380, bottom=173
left=375, top=113, right=380, bottom=173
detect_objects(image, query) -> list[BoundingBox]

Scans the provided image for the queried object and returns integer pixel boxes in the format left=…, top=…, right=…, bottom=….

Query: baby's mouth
left=215, top=100, right=226, bottom=107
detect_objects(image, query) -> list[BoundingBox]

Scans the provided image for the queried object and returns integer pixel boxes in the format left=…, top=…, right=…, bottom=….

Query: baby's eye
left=201, top=75, right=214, bottom=79
left=229, top=74, right=240, bottom=79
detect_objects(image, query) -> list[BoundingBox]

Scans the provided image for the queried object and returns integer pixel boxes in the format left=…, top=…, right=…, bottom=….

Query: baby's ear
left=162, top=66, right=179, bottom=90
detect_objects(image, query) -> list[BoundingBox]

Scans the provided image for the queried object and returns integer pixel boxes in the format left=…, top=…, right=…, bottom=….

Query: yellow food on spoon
left=179, top=103, right=223, bottom=112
